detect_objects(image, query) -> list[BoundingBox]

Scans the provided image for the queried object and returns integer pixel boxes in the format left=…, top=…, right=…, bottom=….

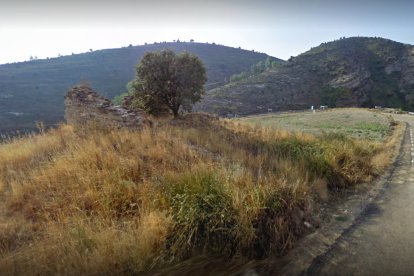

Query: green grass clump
left=163, top=171, right=238, bottom=258
left=354, top=122, right=389, bottom=133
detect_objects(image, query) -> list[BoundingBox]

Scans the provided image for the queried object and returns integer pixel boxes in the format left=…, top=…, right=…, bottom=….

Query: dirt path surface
left=302, top=114, right=414, bottom=275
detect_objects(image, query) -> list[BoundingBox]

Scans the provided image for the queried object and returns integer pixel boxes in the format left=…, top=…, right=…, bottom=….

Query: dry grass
left=0, top=125, right=75, bottom=194
left=0, top=113, right=403, bottom=275
left=370, top=120, right=405, bottom=173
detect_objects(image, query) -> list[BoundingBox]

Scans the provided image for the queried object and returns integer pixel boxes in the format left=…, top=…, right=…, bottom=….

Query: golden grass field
left=0, top=110, right=404, bottom=275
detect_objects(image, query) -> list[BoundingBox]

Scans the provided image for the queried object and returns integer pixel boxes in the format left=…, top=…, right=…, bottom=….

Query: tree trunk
left=172, top=106, right=179, bottom=117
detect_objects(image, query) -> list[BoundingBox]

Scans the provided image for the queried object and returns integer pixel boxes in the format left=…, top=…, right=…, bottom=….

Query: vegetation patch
left=319, top=86, right=350, bottom=107
left=240, top=108, right=392, bottom=141
left=0, top=112, right=402, bottom=274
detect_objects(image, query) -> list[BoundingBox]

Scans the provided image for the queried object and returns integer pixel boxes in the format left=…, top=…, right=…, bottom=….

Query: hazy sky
left=1, top=0, right=413, bottom=64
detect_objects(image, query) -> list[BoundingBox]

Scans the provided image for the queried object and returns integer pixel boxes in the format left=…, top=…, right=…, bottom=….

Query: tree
left=131, top=49, right=207, bottom=117
left=265, top=57, right=272, bottom=69
left=250, top=61, right=265, bottom=74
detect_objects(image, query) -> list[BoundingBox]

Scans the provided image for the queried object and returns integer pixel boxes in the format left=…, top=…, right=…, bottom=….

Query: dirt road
left=303, top=114, right=414, bottom=275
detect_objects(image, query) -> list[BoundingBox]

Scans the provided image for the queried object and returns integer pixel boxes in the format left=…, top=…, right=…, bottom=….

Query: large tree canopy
left=131, top=49, right=207, bottom=117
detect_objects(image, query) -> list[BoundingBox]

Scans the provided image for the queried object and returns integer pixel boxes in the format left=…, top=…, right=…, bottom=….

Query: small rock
left=304, top=221, right=312, bottom=228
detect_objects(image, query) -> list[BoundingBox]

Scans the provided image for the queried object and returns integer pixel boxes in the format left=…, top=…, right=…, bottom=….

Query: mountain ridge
left=197, top=37, right=414, bottom=116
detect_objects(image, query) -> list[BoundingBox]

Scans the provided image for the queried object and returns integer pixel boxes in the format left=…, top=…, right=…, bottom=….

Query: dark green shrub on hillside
left=130, top=50, right=207, bottom=117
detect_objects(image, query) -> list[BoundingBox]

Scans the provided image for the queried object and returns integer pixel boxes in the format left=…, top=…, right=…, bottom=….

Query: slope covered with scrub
left=0, top=112, right=402, bottom=275
left=0, top=42, right=278, bottom=132
left=197, top=37, right=414, bottom=116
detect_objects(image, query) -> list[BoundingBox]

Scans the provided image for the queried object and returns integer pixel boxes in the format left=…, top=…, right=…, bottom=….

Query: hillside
left=0, top=42, right=277, bottom=132
left=197, top=37, right=414, bottom=116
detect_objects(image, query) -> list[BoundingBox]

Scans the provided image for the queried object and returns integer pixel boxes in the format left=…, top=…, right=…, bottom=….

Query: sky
left=0, top=0, right=413, bottom=64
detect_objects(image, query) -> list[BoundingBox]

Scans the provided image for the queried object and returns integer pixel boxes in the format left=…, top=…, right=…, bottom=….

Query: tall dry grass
left=0, top=114, right=403, bottom=275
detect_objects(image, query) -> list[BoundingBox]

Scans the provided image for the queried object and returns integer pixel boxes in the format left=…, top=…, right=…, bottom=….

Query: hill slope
left=0, top=42, right=277, bottom=132
left=0, top=113, right=399, bottom=274
left=197, top=37, right=414, bottom=116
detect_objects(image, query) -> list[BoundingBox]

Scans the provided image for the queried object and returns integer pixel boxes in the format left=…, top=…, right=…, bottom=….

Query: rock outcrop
left=64, top=85, right=151, bottom=129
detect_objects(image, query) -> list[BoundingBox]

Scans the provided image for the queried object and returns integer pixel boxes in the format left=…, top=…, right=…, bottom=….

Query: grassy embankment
left=0, top=111, right=403, bottom=275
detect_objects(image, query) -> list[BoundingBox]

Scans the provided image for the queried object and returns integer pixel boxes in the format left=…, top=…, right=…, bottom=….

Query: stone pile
left=64, top=85, right=151, bottom=129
